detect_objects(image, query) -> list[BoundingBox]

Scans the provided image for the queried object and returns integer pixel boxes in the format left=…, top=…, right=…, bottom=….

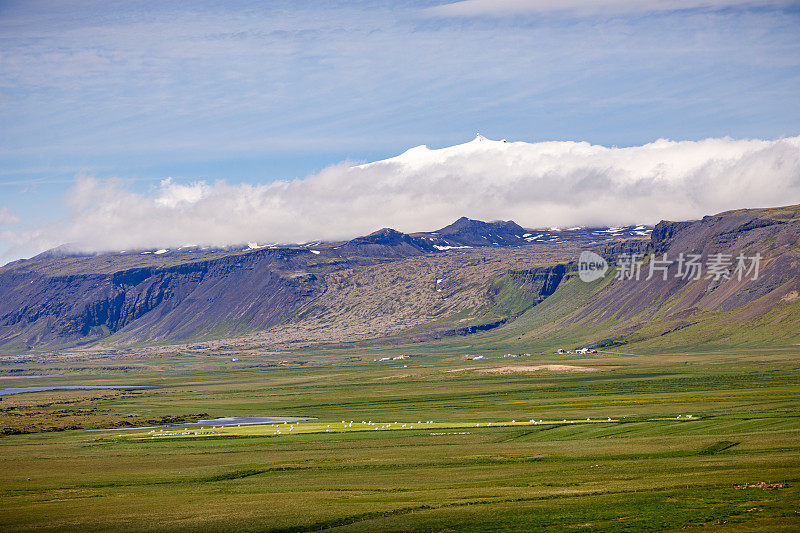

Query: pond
left=183, top=416, right=307, bottom=426
left=0, top=385, right=151, bottom=396
left=90, top=415, right=309, bottom=431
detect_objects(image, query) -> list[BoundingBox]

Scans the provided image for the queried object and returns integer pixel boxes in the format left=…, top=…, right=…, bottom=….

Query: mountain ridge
left=7, top=217, right=653, bottom=266
left=0, top=205, right=797, bottom=354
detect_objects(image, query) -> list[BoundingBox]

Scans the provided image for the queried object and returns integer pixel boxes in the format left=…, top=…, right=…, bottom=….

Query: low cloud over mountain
left=3, top=134, right=799, bottom=260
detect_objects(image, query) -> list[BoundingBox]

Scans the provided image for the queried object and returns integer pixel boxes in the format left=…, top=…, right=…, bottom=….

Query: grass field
left=1, top=345, right=799, bottom=531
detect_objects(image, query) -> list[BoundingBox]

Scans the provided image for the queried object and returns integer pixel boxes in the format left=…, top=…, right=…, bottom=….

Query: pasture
left=1, top=346, right=799, bottom=531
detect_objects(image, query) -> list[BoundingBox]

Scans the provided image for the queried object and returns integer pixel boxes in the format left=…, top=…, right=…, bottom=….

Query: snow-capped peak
left=358, top=134, right=514, bottom=171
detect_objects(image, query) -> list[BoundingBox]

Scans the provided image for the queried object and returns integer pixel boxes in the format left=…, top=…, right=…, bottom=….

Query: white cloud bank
left=428, top=0, right=798, bottom=18
left=4, top=134, right=800, bottom=259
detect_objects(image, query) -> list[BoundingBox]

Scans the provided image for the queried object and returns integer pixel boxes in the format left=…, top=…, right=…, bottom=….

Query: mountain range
left=0, top=205, right=798, bottom=354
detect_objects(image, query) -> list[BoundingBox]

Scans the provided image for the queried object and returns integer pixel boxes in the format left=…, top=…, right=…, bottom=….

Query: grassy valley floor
left=1, top=346, right=799, bottom=531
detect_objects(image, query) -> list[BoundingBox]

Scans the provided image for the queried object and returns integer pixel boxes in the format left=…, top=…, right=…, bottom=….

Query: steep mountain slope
left=0, top=248, right=328, bottom=350
left=0, top=221, right=580, bottom=352
left=500, top=204, right=800, bottom=350
left=587, top=207, right=800, bottom=321
left=0, top=206, right=797, bottom=354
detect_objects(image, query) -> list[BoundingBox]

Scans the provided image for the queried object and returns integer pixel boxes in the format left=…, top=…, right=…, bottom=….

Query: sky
left=1, top=0, right=799, bottom=262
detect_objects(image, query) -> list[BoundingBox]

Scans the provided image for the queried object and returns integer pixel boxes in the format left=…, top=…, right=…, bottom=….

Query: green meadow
left=1, top=346, right=799, bottom=531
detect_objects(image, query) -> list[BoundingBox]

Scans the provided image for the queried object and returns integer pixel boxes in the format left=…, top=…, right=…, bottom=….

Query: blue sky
left=1, top=0, right=799, bottom=260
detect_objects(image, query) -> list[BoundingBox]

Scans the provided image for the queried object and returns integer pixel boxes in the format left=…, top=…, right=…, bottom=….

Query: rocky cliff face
left=0, top=249, right=325, bottom=350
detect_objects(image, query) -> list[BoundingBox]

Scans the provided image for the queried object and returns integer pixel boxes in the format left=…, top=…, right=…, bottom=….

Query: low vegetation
left=1, top=345, right=798, bottom=531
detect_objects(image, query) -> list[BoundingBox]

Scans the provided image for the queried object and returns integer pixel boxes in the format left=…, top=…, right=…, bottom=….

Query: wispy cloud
left=428, top=0, right=799, bottom=18
left=4, top=134, right=799, bottom=260
left=1, top=2, right=799, bottom=262
left=1, top=1, right=798, bottom=163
